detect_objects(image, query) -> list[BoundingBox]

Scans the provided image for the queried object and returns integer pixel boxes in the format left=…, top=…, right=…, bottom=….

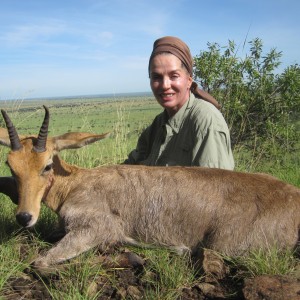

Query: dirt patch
left=243, top=275, right=300, bottom=300
left=2, top=250, right=299, bottom=300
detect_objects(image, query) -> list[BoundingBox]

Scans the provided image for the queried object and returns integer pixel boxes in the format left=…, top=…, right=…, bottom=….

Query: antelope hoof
left=30, top=258, right=61, bottom=277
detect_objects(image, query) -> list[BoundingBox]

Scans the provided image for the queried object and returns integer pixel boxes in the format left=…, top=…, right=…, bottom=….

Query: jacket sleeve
left=191, top=105, right=234, bottom=170
left=123, top=125, right=153, bottom=165
left=124, top=113, right=164, bottom=165
left=192, top=126, right=235, bottom=170
left=190, top=109, right=235, bottom=170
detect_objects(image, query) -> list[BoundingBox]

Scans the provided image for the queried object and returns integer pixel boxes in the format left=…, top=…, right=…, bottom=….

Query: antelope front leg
left=31, top=214, right=125, bottom=271
left=32, top=228, right=103, bottom=270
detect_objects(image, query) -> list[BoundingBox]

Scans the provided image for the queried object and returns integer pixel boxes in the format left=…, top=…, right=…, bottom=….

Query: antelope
left=0, top=106, right=299, bottom=271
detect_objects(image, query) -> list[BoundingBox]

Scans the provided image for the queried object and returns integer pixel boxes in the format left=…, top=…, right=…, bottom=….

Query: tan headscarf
left=148, top=36, right=221, bottom=109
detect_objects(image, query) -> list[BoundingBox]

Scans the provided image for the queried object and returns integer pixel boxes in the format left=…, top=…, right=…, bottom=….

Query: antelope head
left=0, top=106, right=109, bottom=228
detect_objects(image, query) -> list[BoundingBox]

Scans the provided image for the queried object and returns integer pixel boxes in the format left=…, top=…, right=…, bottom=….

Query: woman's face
left=149, top=53, right=193, bottom=117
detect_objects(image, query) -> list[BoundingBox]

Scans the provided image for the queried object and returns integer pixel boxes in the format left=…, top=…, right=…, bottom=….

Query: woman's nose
left=161, top=77, right=171, bottom=89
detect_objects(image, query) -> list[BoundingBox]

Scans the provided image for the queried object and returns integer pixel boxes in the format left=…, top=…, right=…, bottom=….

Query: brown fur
left=0, top=119, right=299, bottom=269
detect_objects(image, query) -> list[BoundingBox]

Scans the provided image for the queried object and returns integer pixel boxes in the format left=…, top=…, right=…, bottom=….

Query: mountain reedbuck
left=0, top=106, right=299, bottom=271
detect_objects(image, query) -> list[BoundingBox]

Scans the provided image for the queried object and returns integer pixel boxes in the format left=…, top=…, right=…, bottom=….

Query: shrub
left=193, top=38, right=300, bottom=160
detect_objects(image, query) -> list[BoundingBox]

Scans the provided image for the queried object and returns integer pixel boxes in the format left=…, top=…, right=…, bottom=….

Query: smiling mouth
left=161, top=93, right=175, bottom=98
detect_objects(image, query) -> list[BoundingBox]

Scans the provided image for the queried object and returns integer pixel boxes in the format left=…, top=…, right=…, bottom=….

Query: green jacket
left=125, top=93, right=235, bottom=170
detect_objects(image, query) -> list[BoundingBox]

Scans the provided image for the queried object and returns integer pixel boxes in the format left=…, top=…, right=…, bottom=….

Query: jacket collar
left=163, top=93, right=195, bottom=134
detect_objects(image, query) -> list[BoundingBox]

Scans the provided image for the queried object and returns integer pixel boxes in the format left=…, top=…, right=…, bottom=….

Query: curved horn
left=33, top=105, right=50, bottom=153
left=1, top=109, right=22, bottom=151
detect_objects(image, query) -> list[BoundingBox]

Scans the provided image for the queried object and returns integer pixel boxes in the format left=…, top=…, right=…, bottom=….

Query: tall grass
left=111, top=102, right=133, bottom=164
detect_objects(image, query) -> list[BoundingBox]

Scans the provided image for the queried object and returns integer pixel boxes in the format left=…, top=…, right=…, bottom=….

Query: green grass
left=134, top=248, right=197, bottom=299
left=0, top=95, right=299, bottom=299
left=0, top=235, right=28, bottom=291
left=224, top=247, right=299, bottom=280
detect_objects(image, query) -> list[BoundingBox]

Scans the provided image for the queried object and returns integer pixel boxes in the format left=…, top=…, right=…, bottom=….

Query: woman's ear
left=188, top=76, right=193, bottom=89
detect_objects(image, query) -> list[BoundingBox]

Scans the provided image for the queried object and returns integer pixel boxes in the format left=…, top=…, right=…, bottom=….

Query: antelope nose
left=16, top=212, right=32, bottom=227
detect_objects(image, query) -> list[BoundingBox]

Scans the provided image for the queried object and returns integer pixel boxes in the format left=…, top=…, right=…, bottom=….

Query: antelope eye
left=44, top=163, right=53, bottom=172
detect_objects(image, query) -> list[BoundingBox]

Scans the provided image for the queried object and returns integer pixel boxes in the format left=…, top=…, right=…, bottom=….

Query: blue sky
left=1, top=0, right=299, bottom=99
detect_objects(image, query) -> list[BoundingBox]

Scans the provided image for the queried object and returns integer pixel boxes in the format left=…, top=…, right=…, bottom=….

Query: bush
left=193, top=38, right=300, bottom=160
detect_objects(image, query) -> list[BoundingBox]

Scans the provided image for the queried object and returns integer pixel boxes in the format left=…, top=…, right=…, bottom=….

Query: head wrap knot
left=149, top=36, right=221, bottom=109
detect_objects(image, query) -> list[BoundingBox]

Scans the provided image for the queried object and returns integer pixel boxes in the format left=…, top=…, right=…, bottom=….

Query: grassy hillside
left=0, top=96, right=299, bottom=299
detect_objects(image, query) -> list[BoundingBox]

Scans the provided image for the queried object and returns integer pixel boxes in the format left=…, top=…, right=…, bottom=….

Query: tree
left=193, top=38, right=300, bottom=159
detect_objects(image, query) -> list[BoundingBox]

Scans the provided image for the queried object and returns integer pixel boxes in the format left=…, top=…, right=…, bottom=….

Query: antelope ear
left=53, top=132, right=110, bottom=151
left=0, top=128, right=11, bottom=147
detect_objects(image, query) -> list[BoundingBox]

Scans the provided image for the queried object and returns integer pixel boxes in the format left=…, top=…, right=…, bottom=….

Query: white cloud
left=88, top=31, right=114, bottom=47
left=1, top=20, right=67, bottom=47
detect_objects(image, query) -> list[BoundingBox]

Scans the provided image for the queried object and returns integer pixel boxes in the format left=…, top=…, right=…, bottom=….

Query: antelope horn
left=33, top=105, right=50, bottom=153
left=1, top=109, right=22, bottom=151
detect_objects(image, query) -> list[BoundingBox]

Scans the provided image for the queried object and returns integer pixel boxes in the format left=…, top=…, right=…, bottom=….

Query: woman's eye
left=151, top=75, right=160, bottom=81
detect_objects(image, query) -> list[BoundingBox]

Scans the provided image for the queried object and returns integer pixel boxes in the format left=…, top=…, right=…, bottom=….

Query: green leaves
left=193, top=38, right=300, bottom=161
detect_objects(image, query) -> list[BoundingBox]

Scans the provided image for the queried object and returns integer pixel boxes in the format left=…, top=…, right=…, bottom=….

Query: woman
left=124, top=36, right=234, bottom=170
